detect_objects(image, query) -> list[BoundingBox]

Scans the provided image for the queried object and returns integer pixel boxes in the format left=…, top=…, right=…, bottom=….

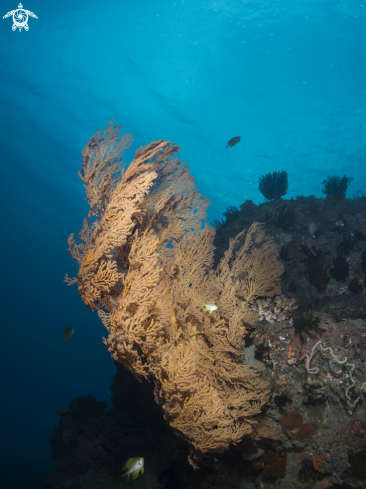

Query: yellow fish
left=61, top=327, right=74, bottom=341
left=203, top=300, right=218, bottom=314
left=121, top=457, right=144, bottom=481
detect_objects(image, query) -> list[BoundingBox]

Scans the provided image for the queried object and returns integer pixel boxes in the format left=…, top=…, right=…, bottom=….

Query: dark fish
left=225, top=136, right=241, bottom=148
left=61, top=327, right=74, bottom=341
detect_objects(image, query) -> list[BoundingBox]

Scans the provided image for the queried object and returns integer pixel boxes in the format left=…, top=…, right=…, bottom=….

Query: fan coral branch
left=80, top=120, right=133, bottom=220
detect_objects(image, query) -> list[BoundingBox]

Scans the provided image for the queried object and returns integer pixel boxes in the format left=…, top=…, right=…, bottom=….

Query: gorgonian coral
left=66, top=122, right=284, bottom=465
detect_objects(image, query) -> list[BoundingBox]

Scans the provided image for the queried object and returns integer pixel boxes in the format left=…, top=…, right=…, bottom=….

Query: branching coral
left=66, top=122, right=284, bottom=464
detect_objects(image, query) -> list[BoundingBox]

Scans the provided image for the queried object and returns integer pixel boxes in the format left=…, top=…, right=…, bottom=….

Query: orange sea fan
left=66, top=122, right=285, bottom=465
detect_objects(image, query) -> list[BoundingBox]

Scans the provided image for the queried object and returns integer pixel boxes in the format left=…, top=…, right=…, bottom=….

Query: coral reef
left=44, top=318, right=366, bottom=489
left=209, top=191, right=366, bottom=486
left=67, top=122, right=284, bottom=463
left=52, top=135, right=366, bottom=488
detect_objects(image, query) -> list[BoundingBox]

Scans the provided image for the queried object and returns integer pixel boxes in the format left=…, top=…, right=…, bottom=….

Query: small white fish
left=121, top=457, right=144, bottom=481
left=203, top=300, right=218, bottom=314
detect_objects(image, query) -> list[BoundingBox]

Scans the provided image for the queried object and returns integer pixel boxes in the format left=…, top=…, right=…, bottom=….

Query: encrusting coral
left=66, top=122, right=284, bottom=465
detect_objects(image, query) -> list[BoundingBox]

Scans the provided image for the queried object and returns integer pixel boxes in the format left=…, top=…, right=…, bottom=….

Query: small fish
left=225, top=136, right=241, bottom=148
left=121, top=457, right=144, bottom=481
left=61, top=327, right=74, bottom=341
left=203, top=300, right=218, bottom=314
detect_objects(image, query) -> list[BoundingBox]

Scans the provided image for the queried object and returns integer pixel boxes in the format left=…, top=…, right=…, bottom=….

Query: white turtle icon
left=3, top=3, right=38, bottom=31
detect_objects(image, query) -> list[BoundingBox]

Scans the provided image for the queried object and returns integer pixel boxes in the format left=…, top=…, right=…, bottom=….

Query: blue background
left=0, top=0, right=365, bottom=484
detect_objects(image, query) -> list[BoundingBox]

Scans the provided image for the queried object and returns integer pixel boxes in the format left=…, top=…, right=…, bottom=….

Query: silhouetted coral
left=336, top=234, right=356, bottom=255
left=212, top=218, right=225, bottom=230
left=321, top=175, right=353, bottom=200
left=258, top=170, right=288, bottom=200
left=293, top=309, right=322, bottom=342
left=212, top=206, right=241, bottom=230
left=275, top=203, right=296, bottom=231
left=349, top=278, right=363, bottom=294
left=302, top=247, right=331, bottom=292
left=295, top=276, right=322, bottom=312
left=292, top=277, right=322, bottom=341
left=240, top=199, right=257, bottom=218
left=330, top=253, right=349, bottom=282
left=223, top=205, right=240, bottom=223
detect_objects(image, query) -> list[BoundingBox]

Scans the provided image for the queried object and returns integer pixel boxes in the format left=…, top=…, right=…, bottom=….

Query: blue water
left=0, top=0, right=365, bottom=484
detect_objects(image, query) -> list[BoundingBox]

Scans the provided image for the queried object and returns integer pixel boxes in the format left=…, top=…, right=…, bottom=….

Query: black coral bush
left=321, top=175, right=353, bottom=200
left=258, top=170, right=288, bottom=200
